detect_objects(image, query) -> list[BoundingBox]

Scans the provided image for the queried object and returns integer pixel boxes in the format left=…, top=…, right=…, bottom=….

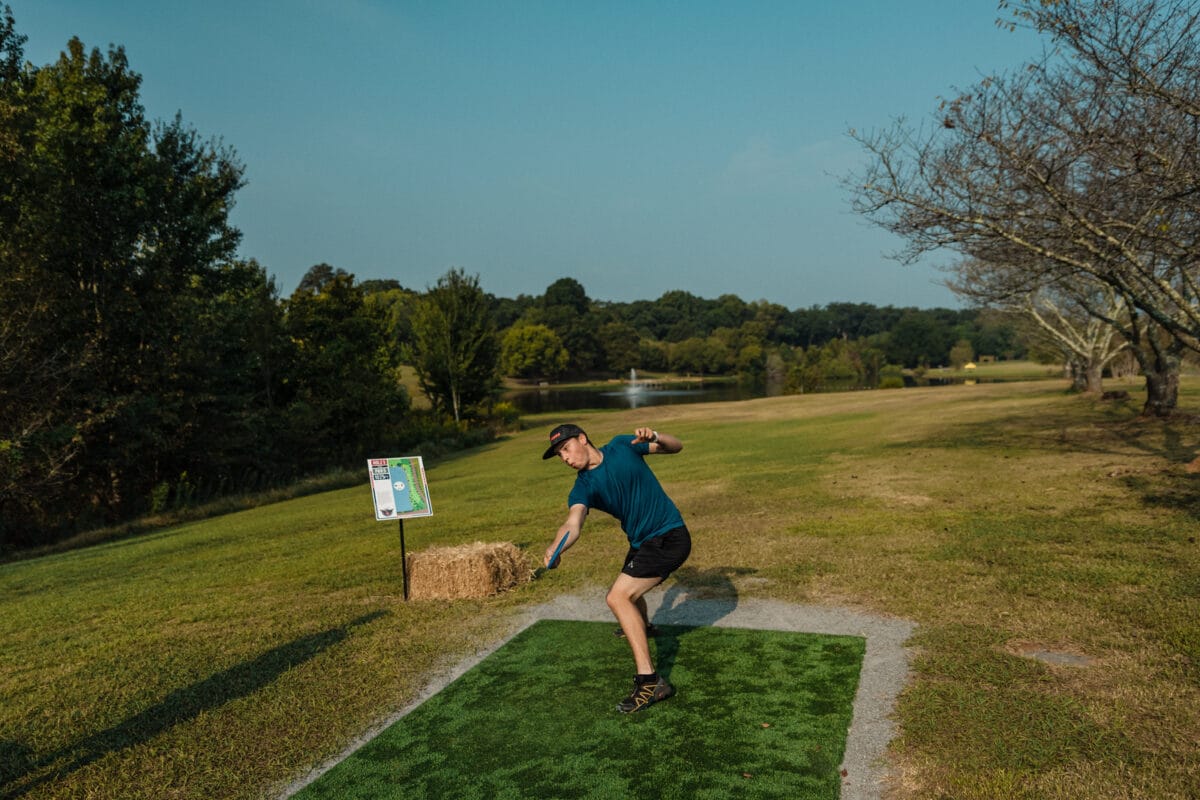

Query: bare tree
left=951, top=259, right=1130, bottom=393
left=848, top=0, right=1200, bottom=416
left=1026, top=289, right=1129, bottom=393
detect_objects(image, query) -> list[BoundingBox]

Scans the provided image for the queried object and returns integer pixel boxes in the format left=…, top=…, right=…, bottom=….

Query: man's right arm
left=545, top=503, right=588, bottom=567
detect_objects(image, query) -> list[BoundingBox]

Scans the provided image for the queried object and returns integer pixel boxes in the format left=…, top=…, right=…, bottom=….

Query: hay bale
left=407, top=541, right=534, bottom=600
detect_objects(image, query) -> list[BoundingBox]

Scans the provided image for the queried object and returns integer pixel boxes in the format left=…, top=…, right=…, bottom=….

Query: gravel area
left=282, top=589, right=914, bottom=800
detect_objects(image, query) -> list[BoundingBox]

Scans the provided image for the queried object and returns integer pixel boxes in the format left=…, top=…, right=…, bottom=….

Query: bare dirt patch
left=1004, top=640, right=1095, bottom=667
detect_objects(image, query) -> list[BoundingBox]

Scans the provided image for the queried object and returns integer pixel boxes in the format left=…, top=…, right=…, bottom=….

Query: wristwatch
left=650, top=430, right=659, bottom=443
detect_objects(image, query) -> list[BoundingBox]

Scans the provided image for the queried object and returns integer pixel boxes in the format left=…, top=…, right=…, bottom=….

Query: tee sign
left=368, top=456, right=433, bottom=521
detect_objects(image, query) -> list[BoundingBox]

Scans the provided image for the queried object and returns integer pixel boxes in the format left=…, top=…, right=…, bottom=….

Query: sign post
left=367, top=456, right=433, bottom=600
left=398, top=519, right=408, bottom=601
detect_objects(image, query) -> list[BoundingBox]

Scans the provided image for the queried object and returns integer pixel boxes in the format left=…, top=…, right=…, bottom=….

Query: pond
left=502, top=381, right=769, bottom=413
left=502, top=374, right=1027, bottom=414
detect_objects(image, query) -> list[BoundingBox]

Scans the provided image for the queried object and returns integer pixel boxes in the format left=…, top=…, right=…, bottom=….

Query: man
left=541, top=422, right=691, bottom=713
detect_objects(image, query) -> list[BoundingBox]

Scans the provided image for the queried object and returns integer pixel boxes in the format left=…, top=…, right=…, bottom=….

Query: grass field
left=923, top=359, right=1065, bottom=381
left=1, top=377, right=1197, bottom=799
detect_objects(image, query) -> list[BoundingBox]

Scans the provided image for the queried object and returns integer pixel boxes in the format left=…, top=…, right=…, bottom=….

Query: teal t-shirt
left=567, top=435, right=684, bottom=547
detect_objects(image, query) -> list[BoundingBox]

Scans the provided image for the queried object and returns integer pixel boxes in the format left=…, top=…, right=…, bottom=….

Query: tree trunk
left=1083, top=360, right=1103, bottom=394
left=1067, top=357, right=1089, bottom=393
left=1142, top=360, right=1179, bottom=417
left=1138, top=339, right=1181, bottom=418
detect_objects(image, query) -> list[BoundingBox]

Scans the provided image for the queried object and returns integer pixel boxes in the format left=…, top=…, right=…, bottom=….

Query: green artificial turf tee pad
left=294, top=620, right=865, bottom=800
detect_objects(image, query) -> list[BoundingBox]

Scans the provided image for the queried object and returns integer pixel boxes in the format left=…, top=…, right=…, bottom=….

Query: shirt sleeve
left=568, top=479, right=590, bottom=509
left=615, top=434, right=649, bottom=456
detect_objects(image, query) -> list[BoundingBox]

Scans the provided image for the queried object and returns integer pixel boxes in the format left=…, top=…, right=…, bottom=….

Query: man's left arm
left=633, top=426, right=682, bottom=454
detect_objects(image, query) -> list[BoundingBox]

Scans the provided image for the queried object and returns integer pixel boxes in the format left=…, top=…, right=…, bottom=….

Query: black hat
left=542, top=423, right=587, bottom=460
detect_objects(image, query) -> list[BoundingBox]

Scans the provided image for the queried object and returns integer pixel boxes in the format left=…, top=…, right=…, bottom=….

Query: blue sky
left=13, top=1, right=1045, bottom=308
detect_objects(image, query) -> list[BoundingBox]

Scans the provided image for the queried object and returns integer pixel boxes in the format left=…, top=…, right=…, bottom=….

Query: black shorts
left=621, top=526, right=691, bottom=580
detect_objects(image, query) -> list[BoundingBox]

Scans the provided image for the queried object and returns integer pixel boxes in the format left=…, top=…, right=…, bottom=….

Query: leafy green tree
left=948, top=339, right=975, bottom=369
left=858, top=343, right=887, bottom=387
left=669, top=337, right=716, bottom=374
left=655, top=290, right=706, bottom=342
left=700, top=337, right=733, bottom=374
left=878, top=364, right=906, bottom=389
left=970, top=309, right=1024, bottom=360
left=620, top=299, right=660, bottom=338
left=735, top=342, right=765, bottom=387
left=526, top=277, right=600, bottom=374
left=765, top=350, right=788, bottom=391
left=681, top=330, right=735, bottom=375
left=788, top=305, right=836, bottom=347
left=171, top=259, right=290, bottom=497
left=542, top=277, right=589, bottom=313
left=703, top=294, right=750, bottom=331
left=360, top=278, right=406, bottom=294
left=638, top=338, right=669, bottom=371
left=0, top=22, right=251, bottom=543
left=281, top=265, right=410, bottom=469
left=489, top=292, right=537, bottom=330
left=501, top=323, right=568, bottom=380
left=410, top=268, right=500, bottom=422
left=750, top=301, right=793, bottom=342
left=886, top=311, right=952, bottom=368
left=785, top=338, right=878, bottom=394
left=664, top=317, right=702, bottom=343
left=598, top=321, right=641, bottom=374
left=0, top=4, right=19, bottom=81
left=363, top=283, right=419, bottom=358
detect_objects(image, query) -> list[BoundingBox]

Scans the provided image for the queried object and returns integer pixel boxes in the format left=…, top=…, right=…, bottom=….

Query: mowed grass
left=925, top=358, right=1065, bottom=381
left=1, top=379, right=1197, bottom=799
left=294, top=621, right=865, bottom=800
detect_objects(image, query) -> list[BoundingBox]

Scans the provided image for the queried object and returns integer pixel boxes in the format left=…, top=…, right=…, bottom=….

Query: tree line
left=482, top=276, right=1024, bottom=384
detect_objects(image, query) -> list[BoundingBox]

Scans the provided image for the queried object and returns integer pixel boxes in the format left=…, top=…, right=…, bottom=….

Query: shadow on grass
left=1117, top=419, right=1200, bottom=518
left=1, top=611, right=387, bottom=798
left=650, top=565, right=744, bottom=682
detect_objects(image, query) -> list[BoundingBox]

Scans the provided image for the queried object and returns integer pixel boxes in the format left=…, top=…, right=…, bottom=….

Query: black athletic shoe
left=614, top=623, right=661, bottom=638
left=616, top=677, right=674, bottom=713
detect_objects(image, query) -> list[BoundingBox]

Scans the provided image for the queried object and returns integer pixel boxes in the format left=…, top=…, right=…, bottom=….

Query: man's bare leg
left=635, top=595, right=650, bottom=628
left=607, top=574, right=662, bottom=673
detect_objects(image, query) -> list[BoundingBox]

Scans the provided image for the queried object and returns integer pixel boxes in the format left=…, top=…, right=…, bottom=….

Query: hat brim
left=542, top=425, right=586, bottom=460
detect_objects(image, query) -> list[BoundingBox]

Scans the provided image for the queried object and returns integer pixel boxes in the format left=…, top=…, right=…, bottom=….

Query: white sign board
left=367, top=456, right=433, bottom=521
